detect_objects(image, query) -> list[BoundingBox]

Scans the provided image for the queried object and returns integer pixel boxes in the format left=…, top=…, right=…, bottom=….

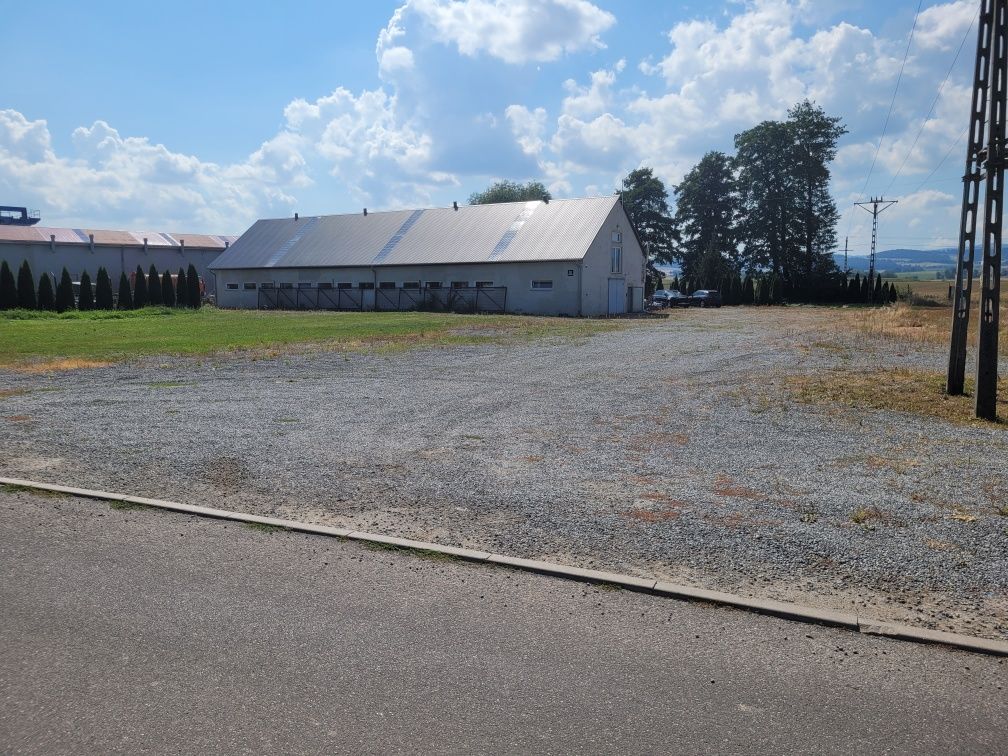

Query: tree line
left=619, top=100, right=867, bottom=303
left=0, top=260, right=202, bottom=312
left=662, top=271, right=898, bottom=306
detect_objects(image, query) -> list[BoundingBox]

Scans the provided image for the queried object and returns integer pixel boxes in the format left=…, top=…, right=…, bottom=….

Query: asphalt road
left=0, top=490, right=1005, bottom=755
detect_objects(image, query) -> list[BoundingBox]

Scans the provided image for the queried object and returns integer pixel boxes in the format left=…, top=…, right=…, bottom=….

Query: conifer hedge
left=17, top=261, right=36, bottom=309
left=37, top=273, right=56, bottom=311
left=117, top=272, right=133, bottom=310
left=0, top=261, right=15, bottom=310
left=95, top=267, right=114, bottom=309
left=79, top=271, right=95, bottom=310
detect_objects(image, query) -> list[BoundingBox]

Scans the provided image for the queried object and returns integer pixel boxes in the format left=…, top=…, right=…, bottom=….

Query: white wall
left=215, top=260, right=584, bottom=315
left=580, top=201, right=646, bottom=316
left=0, top=242, right=224, bottom=293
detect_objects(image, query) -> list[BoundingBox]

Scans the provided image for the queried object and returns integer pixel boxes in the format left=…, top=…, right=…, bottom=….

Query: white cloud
left=391, top=0, right=615, bottom=65
left=0, top=109, right=300, bottom=232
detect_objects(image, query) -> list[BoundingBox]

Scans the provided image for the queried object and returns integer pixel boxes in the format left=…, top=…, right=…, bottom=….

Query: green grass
left=0, top=306, right=621, bottom=370
left=244, top=521, right=285, bottom=534
left=108, top=499, right=150, bottom=511
left=0, top=483, right=61, bottom=498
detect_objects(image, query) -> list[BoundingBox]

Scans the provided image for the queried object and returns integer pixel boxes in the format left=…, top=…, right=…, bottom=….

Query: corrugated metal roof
left=0, top=225, right=237, bottom=248
left=210, top=196, right=620, bottom=270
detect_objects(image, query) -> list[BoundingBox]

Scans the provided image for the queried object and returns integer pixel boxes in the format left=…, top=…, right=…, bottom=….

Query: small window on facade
left=568, top=269, right=574, bottom=277
left=475, top=281, right=493, bottom=288
left=426, top=281, right=442, bottom=289
left=243, top=283, right=257, bottom=290
left=612, top=231, right=622, bottom=243
left=260, top=282, right=275, bottom=289
left=531, top=280, right=553, bottom=290
left=358, top=281, right=375, bottom=290
left=297, top=282, right=312, bottom=288
left=611, top=247, right=622, bottom=273
left=337, top=282, right=352, bottom=289
left=317, top=282, right=333, bottom=290
left=379, top=281, right=397, bottom=289
left=402, top=281, right=420, bottom=289
left=280, top=282, right=294, bottom=289
left=225, top=283, right=239, bottom=290
left=451, top=281, right=468, bottom=289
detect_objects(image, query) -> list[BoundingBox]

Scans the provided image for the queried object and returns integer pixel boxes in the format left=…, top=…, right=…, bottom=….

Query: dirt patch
left=0, top=388, right=28, bottom=399
left=712, top=474, right=765, bottom=500
left=625, top=494, right=685, bottom=523
left=5, top=415, right=31, bottom=423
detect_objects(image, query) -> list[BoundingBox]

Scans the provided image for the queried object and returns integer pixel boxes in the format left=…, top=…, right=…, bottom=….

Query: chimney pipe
left=295, top=212, right=299, bottom=220
left=225, top=240, right=229, bottom=248
left=453, top=201, right=458, bottom=211
left=88, top=233, right=94, bottom=253
left=363, top=208, right=368, bottom=216
left=50, top=234, right=55, bottom=252
left=180, top=239, right=185, bottom=254
left=543, top=196, right=549, bottom=204
left=143, top=237, right=148, bottom=254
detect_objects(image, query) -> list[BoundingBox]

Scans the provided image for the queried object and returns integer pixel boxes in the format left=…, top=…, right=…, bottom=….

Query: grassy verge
left=833, top=302, right=1007, bottom=354
left=0, top=307, right=622, bottom=371
left=787, top=369, right=1007, bottom=426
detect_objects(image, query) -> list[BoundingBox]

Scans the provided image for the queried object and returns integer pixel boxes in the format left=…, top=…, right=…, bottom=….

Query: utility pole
left=855, top=197, right=897, bottom=301
left=948, top=0, right=1004, bottom=421
left=843, top=236, right=849, bottom=275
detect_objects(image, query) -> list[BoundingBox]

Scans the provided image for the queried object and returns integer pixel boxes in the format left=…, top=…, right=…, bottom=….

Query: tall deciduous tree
left=620, top=167, right=676, bottom=266
left=672, top=151, right=739, bottom=283
left=734, top=100, right=845, bottom=291
left=17, top=261, right=36, bottom=309
left=468, top=180, right=551, bottom=204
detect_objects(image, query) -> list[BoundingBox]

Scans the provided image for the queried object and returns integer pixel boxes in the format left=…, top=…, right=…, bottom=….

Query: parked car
left=649, top=290, right=691, bottom=309
left=649, top=290, right=675, bottom=308
left=690, top=289, right=722, bottom=308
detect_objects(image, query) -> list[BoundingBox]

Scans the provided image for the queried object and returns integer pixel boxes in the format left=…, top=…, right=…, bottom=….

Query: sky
left=0, top=0, right=981, bottom=256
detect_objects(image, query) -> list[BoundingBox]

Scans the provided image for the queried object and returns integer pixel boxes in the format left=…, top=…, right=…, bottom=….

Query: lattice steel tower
left=947, top=0, right=1005, bottom=421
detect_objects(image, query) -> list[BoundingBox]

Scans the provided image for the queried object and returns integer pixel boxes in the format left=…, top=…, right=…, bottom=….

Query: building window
left=475, top=281, right=494, bottom=288
left=297, top=282, right=313, bottom=288
left=225, top=283, right=239, bottom=290
left=260, top=282, right=275, bottom=289
left=451, top=281, right=468, bottom=289
left=426, top=281, right=442, bottom=289
left=611, top=247, right=622, bottom=273
left=612, top=230, right=622, bottom=243
left=337, top=282, right=352, bottom=289
left=317, top=282, right=333, bottom=290
left=568, top=269, right=574, bottom=276
left=243, top=283, right=257, bottom=290
left=379, top=281, right=396, bottom=289
left=280, top=282, right=294, bottom=289
left=402, top=281, right=420, bottom=289
left=358, top=282, right=375, bottom=290
left=531, top=280, right=553, bottom=290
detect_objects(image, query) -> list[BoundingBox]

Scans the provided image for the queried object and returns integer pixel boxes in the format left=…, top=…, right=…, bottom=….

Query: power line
left=883, top=7, right=978, bottom=195
left=842, top=0, right=924, bottom=238
left=855, top=0, right=923, bottom=200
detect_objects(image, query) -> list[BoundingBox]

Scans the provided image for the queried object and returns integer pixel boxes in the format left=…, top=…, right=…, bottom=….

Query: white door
left=607, top=278, right=625, bottom=315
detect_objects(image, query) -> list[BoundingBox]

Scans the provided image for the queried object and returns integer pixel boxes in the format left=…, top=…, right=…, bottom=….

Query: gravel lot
left=2, top=307, right=1006, bottom=639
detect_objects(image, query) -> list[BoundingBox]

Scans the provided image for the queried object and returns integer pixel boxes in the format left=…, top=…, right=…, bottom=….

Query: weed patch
left=108, top=499, right=150, bottom=511
left=0, top=483, right=61, bottom=498
left=244, top=521, right=284, bottom=534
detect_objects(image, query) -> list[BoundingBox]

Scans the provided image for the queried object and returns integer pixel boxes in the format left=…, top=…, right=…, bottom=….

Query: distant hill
left=834, top=247, right=957, bottom=273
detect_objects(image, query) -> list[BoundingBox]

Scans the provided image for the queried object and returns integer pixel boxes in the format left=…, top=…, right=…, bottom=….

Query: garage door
left=607, top=278, right=625, bottom=315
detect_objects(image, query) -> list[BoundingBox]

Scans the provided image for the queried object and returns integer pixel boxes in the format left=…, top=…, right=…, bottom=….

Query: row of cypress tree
left=0, top=260, right=202, bottom=311
left=662, top=272, right=900, bottom=306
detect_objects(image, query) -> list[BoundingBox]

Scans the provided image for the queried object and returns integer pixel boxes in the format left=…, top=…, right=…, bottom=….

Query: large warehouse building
left=0, top=225, right=238, bottom=295
left=211, top=196, right=645, bottom=316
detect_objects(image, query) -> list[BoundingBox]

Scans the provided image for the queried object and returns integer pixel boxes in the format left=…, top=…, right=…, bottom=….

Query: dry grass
left=851, top=505, right=885, bottom=525
left=0, top=388, right=27, bottom=398
left=834, top=302, right=1007, bottom=354
left=787, top=368, right=1008, bottom=426
left=10, top=358, right=113, bottom=374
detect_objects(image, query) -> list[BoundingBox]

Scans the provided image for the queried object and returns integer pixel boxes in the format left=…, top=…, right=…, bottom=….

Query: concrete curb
left=3, top=476, right=1007, bottom=657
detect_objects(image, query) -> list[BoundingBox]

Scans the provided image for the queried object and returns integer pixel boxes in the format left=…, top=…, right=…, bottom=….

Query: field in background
left=0, top=308, right=621, bottom=370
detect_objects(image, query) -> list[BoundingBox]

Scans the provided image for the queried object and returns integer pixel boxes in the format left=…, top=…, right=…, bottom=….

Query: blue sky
left=0, top=1, right=978, bottom=255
